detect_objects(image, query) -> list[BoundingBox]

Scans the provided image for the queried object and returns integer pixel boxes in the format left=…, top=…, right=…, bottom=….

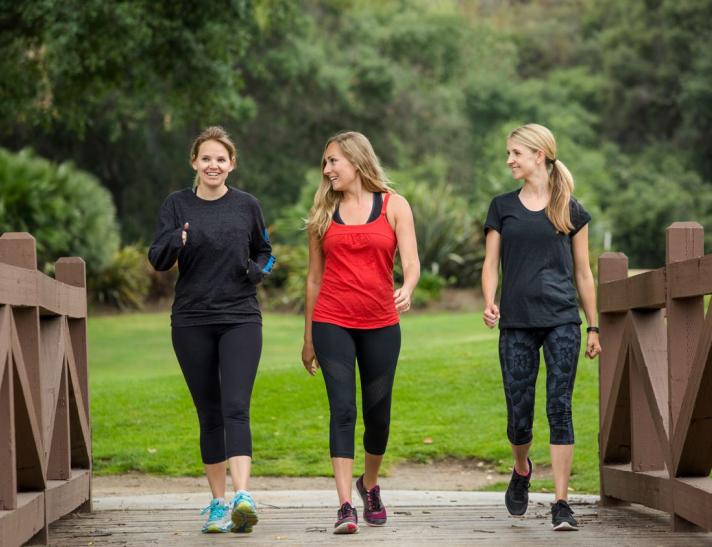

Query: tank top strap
left=381, top=192, right=391, bottom=216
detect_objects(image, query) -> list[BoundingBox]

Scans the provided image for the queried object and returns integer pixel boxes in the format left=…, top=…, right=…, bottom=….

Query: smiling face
left=322, top=141, right=359, bottom=192
left=506, top=138, right=543, bottom=181
left=191, top=139, right=235, bottom=189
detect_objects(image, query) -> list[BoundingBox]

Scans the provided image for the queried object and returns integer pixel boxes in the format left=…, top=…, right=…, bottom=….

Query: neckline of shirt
left=191, top=186, right=232, bottom=203
left=516, top=188, right=547, bottom=214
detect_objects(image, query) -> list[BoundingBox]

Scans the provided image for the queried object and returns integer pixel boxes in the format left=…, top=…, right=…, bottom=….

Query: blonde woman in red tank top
left=301, top=131, right=420, bottom=534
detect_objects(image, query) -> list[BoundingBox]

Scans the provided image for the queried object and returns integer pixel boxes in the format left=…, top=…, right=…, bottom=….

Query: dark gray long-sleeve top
left=148, top=187, right=275, bottom=327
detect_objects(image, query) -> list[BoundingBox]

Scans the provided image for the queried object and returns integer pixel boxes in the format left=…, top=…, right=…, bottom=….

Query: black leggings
left=312, top=322, right=401, bottom=458
left=498, top=324, right=580, bottom=446
left=171, top=323, right=262, bottom=464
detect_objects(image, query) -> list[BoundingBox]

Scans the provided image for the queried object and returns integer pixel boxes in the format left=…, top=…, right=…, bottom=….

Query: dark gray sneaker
left=333, top=501, right=359, bottom=534
left=505, top=457, right=532, bottom=516
left=551, top=499, right=578, bottom=530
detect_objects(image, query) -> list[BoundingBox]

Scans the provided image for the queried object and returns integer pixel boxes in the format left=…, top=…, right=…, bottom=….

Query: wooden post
left=665, top=222, right=705, bottom=532
left=598, top=252, right=630, bottom=506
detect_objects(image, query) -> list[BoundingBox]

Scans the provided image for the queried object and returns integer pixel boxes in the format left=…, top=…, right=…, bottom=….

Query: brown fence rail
left=599, top=222, right=712, bottom=532
left=0, top=233, right=91, bottom=546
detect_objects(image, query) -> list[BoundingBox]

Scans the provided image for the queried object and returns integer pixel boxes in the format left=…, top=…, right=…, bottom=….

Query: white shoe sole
left=552, top=521, right=578, bottom=531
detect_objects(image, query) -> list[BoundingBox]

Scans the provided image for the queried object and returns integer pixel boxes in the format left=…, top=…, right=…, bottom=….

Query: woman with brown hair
left=301, top=131, right=419, bottom=534
left=148, top=126, right=275, bottom=534
left=481, top=123, right=601, bottom=531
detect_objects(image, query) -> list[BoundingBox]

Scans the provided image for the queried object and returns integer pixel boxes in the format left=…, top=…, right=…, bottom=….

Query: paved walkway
left=49, top=491, right=712, bottom=546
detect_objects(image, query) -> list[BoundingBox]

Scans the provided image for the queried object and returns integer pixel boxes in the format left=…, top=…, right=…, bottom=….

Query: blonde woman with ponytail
left=301, top=131, right=419, bottom=534
left=481, top=124, right=600, bottom=531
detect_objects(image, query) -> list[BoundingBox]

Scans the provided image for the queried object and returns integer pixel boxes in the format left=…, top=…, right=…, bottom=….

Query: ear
left=228, top=159, right=236, bottom=173
left=536, top=149, right=547, bottom=164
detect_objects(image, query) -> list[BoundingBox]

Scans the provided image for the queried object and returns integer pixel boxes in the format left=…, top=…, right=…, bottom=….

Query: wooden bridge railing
left=0, top=233, right=91, bottom=546
left=599, top=222, right=712, bottom=533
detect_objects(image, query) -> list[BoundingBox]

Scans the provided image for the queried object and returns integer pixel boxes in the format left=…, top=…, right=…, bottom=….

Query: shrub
left=89, top=245, right=151, bottom=311
left=0, top=147, right=120, bottom=274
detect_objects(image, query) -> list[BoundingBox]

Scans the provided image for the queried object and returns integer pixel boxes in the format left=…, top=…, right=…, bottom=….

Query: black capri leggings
left=312, top=321, right=401, bottom=459
left=498, top=323, right=580, bottom=446
left=171, top=322, right=262, bottom=464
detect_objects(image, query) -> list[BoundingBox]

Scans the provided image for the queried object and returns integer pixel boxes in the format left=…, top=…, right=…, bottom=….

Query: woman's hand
left=483, top=303, right=500, bottom=328
left=181, top=222, right=189, bottom=245
left=301, top=341, right=319, bottom=376
left=394, top=287, right=412, bottom=313
left=586, top=331, right=601, bottom=359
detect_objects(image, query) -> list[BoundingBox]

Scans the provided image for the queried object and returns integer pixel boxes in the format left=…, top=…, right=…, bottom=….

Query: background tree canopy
left=2, top=0, right=711, bottom=281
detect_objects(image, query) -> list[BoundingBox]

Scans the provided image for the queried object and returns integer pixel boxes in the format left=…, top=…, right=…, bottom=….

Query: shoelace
left=366, top=485, right=383, bottom=511
left=201, top=501, right=227, bottom=521
left=339, top=502, right=355, bottom=519
left=554, top=501, right=574, bottom=518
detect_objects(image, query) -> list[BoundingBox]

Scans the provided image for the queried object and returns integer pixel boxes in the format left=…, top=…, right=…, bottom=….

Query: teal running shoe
left=200, top=498, right=232, bottom=533
left=230, top=490, right=259, bottom=533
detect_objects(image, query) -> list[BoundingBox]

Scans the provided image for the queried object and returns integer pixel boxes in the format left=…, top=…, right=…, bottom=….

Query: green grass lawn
left=89, top=311, right=600, bottom=493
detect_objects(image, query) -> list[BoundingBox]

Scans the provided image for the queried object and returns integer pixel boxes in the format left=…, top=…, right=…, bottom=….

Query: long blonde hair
left=508, top=124, right=575, bottom=234
left=189, top=126, right=237, bottom=188
left=307, top=131, right=393, bottom=239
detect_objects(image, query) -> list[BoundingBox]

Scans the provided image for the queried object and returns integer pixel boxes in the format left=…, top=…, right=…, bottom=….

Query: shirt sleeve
left=569, top=198, right=591, bottom=237
left=245, top=199, right=276, bottom=285
left=484, top=198, right=501, bottom=235
left=147, top=196, right=183, bottom=271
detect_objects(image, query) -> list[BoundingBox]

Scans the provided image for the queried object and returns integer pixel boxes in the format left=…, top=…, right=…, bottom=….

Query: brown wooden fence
left=0, top=233, right=91, bottom=546
left=599, top=222, right=712, bottom=532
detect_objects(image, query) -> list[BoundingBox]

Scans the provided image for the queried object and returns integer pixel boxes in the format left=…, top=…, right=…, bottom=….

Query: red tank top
left=312, top=193, right=399, bottom=329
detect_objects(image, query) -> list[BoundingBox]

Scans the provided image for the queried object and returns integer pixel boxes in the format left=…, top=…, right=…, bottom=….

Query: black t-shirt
left=484, top=189, right=591, bottom=329
left=148, top=187, right=274, bottom=327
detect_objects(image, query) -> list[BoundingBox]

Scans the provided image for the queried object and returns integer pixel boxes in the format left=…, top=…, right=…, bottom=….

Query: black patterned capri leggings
left=312, top=321, right=401, bottom=459
left=498, top=323, right=580, bottom=446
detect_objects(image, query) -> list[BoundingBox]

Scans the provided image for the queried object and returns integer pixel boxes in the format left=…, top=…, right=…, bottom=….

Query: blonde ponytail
left=509, top=124, right=574, bottom=234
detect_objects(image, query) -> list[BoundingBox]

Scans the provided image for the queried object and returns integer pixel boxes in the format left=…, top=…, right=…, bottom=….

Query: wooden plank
left=628, top=310, right=669, bottom=471
left=45, top=469, right=90, bottom=524
left=672, top=300, right=712, bottom=476
left=599, top=317, right=632, bottom=464
left=0, top=233, right=37, bottom=269
left=47, top=365, right=71, bottom=481
left=668, top=254, right=712, bottom=298
left=66, top=318, right=89, bottom=419
left=673, top=477, right=712, bottom=532
left=11, top=320, right=46, bottom=491
left=0, top=492, right=45, bottom=547
left=47, top=503, right=712, bottom=545
left=600, top=464, right=672, bottom=513
left=65, top=329, right=92, bottom=468
left=666, top=226, right=705, bottom=440
left=40, top=316, right=64, bottom=455
left=598, top=269, right=666, bottom=313
left=0, top=357, right=16, bottom=511
left=0, top=264, right=38, bottom=308
left=37, top=273, right=86, bottom=319
left=11, top=308, right=42, bottom=436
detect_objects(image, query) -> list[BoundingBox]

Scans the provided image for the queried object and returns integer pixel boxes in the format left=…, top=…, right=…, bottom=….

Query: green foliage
left=604, top=147, right=712, bottom=267
left=90, top=245, right=151, bottom=311
left=411, top=270, right=447, bottom=308
left=2, top=0, right=712, bottom=273
left=393, top=160, right=484, bottom=287
left=0, top=147, right=119, bottom=274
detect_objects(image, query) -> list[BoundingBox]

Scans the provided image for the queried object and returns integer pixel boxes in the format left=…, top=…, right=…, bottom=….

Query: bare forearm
left=576, top=271, right=597, bottom=326
left=303, top=280, right=320, bottom=343
left=401, top=259, right=420, bottom=293
left=481, top=262, right=499, bottom=306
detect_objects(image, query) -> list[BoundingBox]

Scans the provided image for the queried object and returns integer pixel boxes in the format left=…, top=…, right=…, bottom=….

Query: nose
left=323, top=163, right=331, bottom=176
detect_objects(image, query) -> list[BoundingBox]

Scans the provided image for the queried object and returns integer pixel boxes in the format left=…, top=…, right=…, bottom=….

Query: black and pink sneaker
left=356, top=474, right=387, bottom=526
left=334, top=501, right=359, bottom=534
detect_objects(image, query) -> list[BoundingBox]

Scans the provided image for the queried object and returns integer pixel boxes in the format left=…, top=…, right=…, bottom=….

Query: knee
left=508, top=425, right=533, bottom=446
left=331, top=403, right=357, bottom=429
